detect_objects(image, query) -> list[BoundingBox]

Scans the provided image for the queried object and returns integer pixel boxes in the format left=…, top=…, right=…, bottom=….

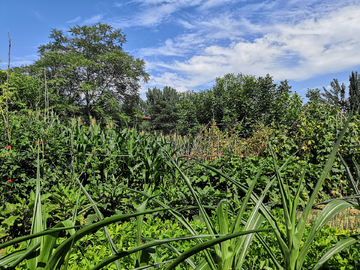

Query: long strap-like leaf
left=45, top=208, right=171, bottom=270
left=91, top=234, right=222, bottom=270
left=312, top=237, right=358, bottom=270
left=27, top=147, right=44, bottom=270
left=338, top=153, right=360, bottom=205
left=296, top=199, right=353, bottom=269
left=165, top=229, right=270, bottom=270
left=292, top=113, right=352, bottom=270
left=126, top=187, right=217, bottom=270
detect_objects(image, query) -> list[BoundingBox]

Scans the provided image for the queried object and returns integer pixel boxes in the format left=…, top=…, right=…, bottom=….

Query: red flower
left=5, top=145, right=11, bottom=149
left=7, top=179, right=13, bottom=183
left=36, top=142, right=39, bottom=145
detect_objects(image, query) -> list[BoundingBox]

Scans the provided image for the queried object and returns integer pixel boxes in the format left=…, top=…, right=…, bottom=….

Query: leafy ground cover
left=3, top=216, right=358, bottom=269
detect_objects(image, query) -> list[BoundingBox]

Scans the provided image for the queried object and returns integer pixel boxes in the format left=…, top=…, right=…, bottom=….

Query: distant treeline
left=140, top=71, right=360, bottom=136
left=0, top=23, right=360, bottom=136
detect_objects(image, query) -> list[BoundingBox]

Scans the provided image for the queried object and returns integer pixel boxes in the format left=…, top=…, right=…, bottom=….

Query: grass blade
left=165, top=229, right=270, bottom=270
left=297, top=113, right=351, bottom=233
left=37, top=220, right=75, bottom=269
left=90, top=234, right=221, bottom=270
left=128, top=188, right=216, bottom=270
left=136, top=195, right=158, bottom=267
left=45, top=208, right=171, bottom=270
left=131, top=259, right=176, bottom=270
left=0, top=226, right=77, bottom=250
left=338, top=153, right=360, bottom=205
left=27, top=147, right=44, bottom=269
left=76, top=177, right=122, bottom=269
left=297, top=199, right=354, bottom=268
left=160, top=148, right=218, bottom=269
left=312, top=237, right=358, bottom=270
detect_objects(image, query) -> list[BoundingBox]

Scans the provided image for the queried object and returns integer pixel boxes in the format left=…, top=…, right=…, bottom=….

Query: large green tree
left=193, top=73, right=302, bottom=135
left=144, top=86, right=180, bottom=133
left=0, top=69, right=40, bottom=113
left=305, top=88, right=324, bottom=106
left=349, top=71, right=360, bottom=113
left=27, top=23, right=149, bottom=119
left=176, top=90, right=201, bottom=135
left=321, top=79, right=348, bottom=112
left=175, top=73, right=302, bottom=136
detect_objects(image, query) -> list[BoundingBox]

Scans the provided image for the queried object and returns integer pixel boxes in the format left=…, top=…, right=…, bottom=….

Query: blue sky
left=1, top=0, right=360, bottom=102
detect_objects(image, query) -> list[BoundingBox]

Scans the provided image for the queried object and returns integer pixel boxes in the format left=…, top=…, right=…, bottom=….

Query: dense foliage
left=0, top=109, right=360, bottom=269
left=143, top=73, right=303, bottom=136
left=1, top=23, right=149, bottom=122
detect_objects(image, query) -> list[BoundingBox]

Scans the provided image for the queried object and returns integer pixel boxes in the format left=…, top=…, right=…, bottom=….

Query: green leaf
left=2, top=215, right=21, bottom=227
left=91, top=234, right=222, bottom=270
left=27, top=148, right=44, bottom=270
left=312, top=237, right=358, bottom=270
left=165, top=229, right=270, bottom=270
left=45, top=208, right=171, bottom=270
left=297, top=199, right=354, bottom=268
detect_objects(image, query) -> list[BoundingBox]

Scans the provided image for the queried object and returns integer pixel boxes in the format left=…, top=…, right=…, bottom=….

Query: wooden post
left=5, top=32, right=11, bottom=142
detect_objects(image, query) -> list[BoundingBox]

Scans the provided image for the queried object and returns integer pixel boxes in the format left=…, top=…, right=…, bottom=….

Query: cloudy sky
left=1, top=0, right=360, bottom=100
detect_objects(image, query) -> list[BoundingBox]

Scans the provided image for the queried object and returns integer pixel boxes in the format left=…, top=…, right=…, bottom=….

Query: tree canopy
left=308, top=71, right=360, bottom=114
left=143, top=86, right=180, bottom=133
left=27, top=23, right=149, bottom=119
left=142, top=73, right=303, bottom=136
left=349, top=71, right=360, bottom=113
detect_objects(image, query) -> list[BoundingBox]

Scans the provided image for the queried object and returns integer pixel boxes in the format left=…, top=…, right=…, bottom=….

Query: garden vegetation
left=0, top=23, right=360, bottom=269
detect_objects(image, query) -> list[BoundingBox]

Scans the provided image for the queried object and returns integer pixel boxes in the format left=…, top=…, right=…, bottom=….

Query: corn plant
left=0, top=145, right=264, bottom=270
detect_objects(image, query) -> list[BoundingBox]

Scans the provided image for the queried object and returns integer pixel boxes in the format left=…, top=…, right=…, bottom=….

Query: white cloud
left=109, top=3, right=176, bottom=27
left=0, top=54, right=38, bottom=68
left=197, top=0, right=234, bottom=10
left=140, top=71, right=211, bottom=92
left=133, top=0, right=201, bottom=6
left=66, top=16, right=81, bottom=23
left=110, top=0, right=203, bottom=27
left=139, top=33, right=205, bottom=57
left=83, top=14, right=104, bottom=25
left=177, top=19, right=194, bottom=29
left=137, top=3, right=178, bottom=26
left=144, top=4, right=360, bottom=92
